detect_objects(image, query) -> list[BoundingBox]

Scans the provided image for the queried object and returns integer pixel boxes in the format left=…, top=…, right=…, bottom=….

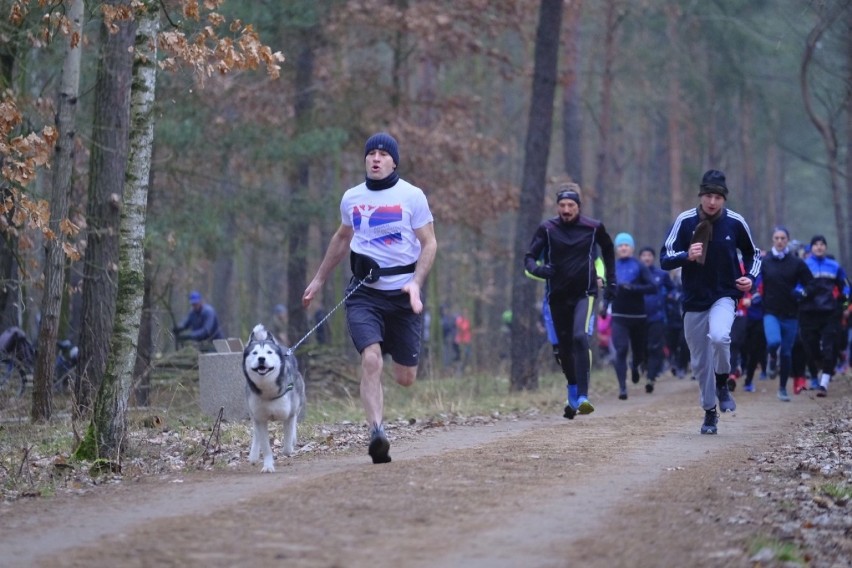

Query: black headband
left=556, top=190, right=580, bottom=205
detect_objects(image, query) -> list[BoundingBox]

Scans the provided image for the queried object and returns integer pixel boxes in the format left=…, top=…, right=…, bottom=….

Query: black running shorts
left=345, top=281, right=423, bottom=367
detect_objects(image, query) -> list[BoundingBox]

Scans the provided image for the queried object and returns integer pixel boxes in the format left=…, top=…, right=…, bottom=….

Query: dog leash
left=287, top=275, right=371, bottom=356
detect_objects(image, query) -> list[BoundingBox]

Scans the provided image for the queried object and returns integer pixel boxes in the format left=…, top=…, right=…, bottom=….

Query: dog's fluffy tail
left=251, top=324, right=269, bottom=342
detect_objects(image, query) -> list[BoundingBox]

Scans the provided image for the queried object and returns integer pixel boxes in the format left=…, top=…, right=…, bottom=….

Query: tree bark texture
left=31, top=0, right=84, bottom=422
left=561, top=0, right=584, bottom=185
left=287, top=35, right=317, bottom=346
left=81, top=2, right=157, bottom=459
left=510, top=0, right=563, bottom=392
left=75, top=0, right=136, bottom=418
left=800, top=6, right=848, bottom=269
left=592, top=0, right=618, bottom=217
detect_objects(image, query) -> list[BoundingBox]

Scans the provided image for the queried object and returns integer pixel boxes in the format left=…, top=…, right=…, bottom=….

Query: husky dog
left=243, top=324, right=306, bottom=473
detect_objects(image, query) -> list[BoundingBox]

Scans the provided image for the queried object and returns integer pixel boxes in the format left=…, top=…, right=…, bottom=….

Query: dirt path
left=0, top=375, right=844, bottom=568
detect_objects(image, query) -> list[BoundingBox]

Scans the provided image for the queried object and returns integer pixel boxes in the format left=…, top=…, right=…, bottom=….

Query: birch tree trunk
left=75, top=0, right=136, bottom=418
left=510, top=0, right=563, bottom=392
left=31, top=0, right=84, bottom=422
left=76, top=2, right=157, bottom=460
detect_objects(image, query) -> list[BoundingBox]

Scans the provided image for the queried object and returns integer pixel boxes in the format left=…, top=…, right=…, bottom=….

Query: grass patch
left=820, top=482, right=852, bottom=501
left=748, top=537, right=806, bottom=565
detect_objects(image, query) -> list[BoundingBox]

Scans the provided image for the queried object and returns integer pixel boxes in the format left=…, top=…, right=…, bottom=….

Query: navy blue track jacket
left=660, top=207, right=761, bottom=313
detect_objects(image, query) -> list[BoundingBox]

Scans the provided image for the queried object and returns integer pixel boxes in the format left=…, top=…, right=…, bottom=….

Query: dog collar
left=269, top=382, right=294, bottom=400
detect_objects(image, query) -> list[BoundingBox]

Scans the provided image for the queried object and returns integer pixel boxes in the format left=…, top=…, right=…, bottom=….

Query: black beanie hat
left=699, top=169, right=729, bottom=199
left=364, top=132, right=399, bottom=166
left=810, top=235, right=827, bottom=247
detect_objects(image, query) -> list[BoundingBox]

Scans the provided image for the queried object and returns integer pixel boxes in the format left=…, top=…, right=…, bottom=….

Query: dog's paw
left=260, top=460, right=275, bottom=473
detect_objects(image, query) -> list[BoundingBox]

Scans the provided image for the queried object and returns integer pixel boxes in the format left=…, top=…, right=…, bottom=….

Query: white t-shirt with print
left=340, top=178, right=433, bottom=291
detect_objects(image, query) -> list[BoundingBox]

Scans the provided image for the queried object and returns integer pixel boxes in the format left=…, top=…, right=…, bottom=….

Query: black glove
left=531, top=264, right=555, bottom=279
left=552, top=345, right=562, bottom=367
left=604, top=283, right=617, bottom=302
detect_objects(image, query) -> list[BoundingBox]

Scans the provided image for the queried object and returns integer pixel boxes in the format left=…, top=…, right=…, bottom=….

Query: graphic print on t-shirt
left=352, top=204, right=404, bottom=246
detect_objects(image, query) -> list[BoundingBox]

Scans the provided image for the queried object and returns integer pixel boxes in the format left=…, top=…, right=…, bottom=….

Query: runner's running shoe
left=368, top=426, right=391, bottom=464
left=577, top=396, right=595, bottom=415
left=700, top=407, right=718, bottom=435
left=716, top=385, right=736, bottom=412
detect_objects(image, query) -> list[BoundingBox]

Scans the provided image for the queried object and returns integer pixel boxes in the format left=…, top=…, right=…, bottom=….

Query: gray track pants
left=683, top=297, right=735, bottom=411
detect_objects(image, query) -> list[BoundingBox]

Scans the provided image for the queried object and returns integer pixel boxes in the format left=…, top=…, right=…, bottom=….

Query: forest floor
left=0, top=369, right=850, bottom=568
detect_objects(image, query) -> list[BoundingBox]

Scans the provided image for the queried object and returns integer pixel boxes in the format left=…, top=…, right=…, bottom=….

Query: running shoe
left=726, top=375, right=737, bottom=392
left=777, top=388, right=790, bottom=402
left=793, top=376, right=807, bottom=394
left=716, top=385, right=736, bottom=412
left=743, top=383, right=755, bottom=392
left=563, top=402, right=577, bottom=420
left=816, top=386, right=828, bottom=398
left=700, top=407, right=718, bottom=435
left=577, top=396, right=595, bottom=414
left=368, top=426, right=391, bottom=464
left=645, top=382, right=654, bottom=394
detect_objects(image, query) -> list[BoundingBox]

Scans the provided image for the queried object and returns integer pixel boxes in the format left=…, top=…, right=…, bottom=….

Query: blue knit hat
left=614, top=233, right=635, bottom=248
left=364, top=132, right=399, bottom=166
left=189, top=290, right=202, bottom=304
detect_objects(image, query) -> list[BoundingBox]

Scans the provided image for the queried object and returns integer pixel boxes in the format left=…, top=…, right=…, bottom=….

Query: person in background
left=738, top=274, right=766, bottom=392
left=313, top=305, right=330, bottom=345
left=638, top=246, right=673, bottom=393
left=454, top=308, right=472, bottom=374
left=173, top=290, right=224, bottom=350
left=758, top=227, right=813, bottom=401
left=798, top=235, right=848, bottom=397
left=270, top=303, right=289, bottom=345
left=0, top=326, right=34, bottom=396
left=302, top=132, right=437, bottom=464
left=610, top=234, right=656, bottom=399
left=660, top=170, right=760, bottom=434
left=523, top=183, right=616, bottom=419
left=664, top=267, right=689, bottom=379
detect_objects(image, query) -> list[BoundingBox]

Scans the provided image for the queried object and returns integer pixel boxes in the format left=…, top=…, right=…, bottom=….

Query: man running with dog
left=303, top=132, right=437, bottom=464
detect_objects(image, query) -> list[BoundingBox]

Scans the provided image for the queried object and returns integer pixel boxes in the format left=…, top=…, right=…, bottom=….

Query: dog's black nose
left=257, top=357, right=265, bottom=365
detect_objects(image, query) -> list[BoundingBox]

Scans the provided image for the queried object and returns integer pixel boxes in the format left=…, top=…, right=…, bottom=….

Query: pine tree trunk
left=77, top=2, right=157, bottom=459
left=561, top=0, right=584, bottom=184
left=510, top=0, right=563, bottom=392
left=31, top=0, right=84, bottom=422
left=592, top=0, right=618, bottom=217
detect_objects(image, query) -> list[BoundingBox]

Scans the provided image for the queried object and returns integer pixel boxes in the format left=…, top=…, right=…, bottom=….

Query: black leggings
left=548, top=295, right=594, bottom=398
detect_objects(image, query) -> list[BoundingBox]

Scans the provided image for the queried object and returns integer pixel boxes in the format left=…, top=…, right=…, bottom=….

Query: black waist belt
left=351, top=251, right=416, bottom=284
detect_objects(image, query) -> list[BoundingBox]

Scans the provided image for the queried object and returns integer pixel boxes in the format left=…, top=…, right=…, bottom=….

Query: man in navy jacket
left=661, top=170, right=761, bottom=435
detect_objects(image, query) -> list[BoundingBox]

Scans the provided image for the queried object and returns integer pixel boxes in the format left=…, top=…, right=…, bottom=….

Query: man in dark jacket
left=661, top=170, right=761, bottom=435
left=174, top=291, right=224, bottom=350
left=799, top=235, right=848, bottom=397
left=524, top=183, right=616, bottom=419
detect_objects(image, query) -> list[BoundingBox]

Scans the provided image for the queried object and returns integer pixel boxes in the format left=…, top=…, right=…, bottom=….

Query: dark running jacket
left=524, top=215, right=616, bottom=301
left=760, top=252, right=813, bottom=318
left=799, top=255, right=849, bottom=314
left=660, top=207, right=761, bottom=312
left=611, top=257, right=657, bottom=318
